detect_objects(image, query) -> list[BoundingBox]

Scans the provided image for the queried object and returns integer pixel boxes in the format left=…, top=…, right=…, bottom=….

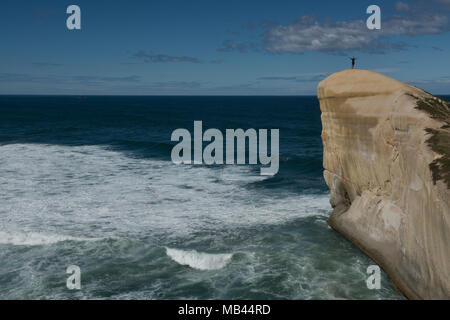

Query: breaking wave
left=166, top=247, right=233, bottom=270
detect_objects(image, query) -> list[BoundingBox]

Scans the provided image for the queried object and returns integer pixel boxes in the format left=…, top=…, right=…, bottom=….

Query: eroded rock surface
left=318, top=69, right=450, bottom=299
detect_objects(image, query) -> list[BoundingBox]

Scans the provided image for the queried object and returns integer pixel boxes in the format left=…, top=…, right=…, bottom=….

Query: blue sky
left=1, top=0, right=450, bottom=95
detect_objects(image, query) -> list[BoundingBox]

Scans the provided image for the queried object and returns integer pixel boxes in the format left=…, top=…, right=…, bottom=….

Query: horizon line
left=1, top=93, right=450, bottom=97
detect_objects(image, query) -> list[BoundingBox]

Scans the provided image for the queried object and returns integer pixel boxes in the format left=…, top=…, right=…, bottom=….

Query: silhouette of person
left=350, top=57, right=357, bottom=69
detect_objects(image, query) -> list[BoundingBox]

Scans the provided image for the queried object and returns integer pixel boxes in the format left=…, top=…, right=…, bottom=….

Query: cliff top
left=318, top=69, right=450, bottom=189
left=317, top=69, right=425, bottom=100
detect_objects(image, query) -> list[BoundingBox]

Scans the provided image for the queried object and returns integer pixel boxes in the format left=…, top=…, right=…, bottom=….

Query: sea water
left=0, top=95, right=404, bottom=299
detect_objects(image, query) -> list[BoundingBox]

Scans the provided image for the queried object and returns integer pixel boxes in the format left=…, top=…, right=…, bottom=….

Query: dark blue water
left=0, top=96, right=402, bottom=299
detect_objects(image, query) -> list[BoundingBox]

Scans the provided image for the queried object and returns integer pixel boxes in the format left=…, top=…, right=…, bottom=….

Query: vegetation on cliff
left=410, top=95, right=450, bottom=188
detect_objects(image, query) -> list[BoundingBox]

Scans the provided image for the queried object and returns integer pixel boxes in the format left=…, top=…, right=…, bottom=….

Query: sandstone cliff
left=318, top=69, right=450, bottom=299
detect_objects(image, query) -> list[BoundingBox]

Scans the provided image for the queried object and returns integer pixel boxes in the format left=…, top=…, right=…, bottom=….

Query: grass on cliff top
left=409, top=94, right=450, bottom=189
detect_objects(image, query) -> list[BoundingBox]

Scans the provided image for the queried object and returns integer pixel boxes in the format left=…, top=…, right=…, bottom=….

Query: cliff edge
left=318, top=69, right=450, bottom=299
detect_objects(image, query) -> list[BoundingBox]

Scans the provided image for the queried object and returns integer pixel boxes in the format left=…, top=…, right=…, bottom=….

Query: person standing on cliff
left=350, top=57, right=357, bottom=69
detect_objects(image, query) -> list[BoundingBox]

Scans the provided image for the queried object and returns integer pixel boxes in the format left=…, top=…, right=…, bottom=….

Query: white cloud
left=263, top=4, right=449, bottom=54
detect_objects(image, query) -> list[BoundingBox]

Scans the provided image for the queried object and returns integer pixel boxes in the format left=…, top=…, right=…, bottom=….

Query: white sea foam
left=0, top=143, right=331, bottom=240
left=166, top=247, right=233, bottom=270
left=0, top=143, right=399, bottom=300
left=0, top=231, right=99, bottom=246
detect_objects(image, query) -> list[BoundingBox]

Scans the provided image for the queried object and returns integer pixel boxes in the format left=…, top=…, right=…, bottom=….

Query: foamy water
left=0, top=143, right=330, bottom=240
left=0, top=95, right=404, bottom=299
left=0, top=142, right=402, bottom=300
left=0, top=231, right=101, bottom=246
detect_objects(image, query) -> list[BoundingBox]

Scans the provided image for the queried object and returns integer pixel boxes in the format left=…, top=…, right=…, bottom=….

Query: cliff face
left=318, top=70, right=450, bottom=299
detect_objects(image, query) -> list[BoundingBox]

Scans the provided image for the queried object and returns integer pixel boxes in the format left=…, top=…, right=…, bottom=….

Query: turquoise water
left=0, top=96, right=403, bottom=299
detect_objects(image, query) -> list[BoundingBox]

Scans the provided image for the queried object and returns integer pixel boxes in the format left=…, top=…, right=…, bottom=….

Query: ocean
left=0, top=95, right=403, bottom=299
